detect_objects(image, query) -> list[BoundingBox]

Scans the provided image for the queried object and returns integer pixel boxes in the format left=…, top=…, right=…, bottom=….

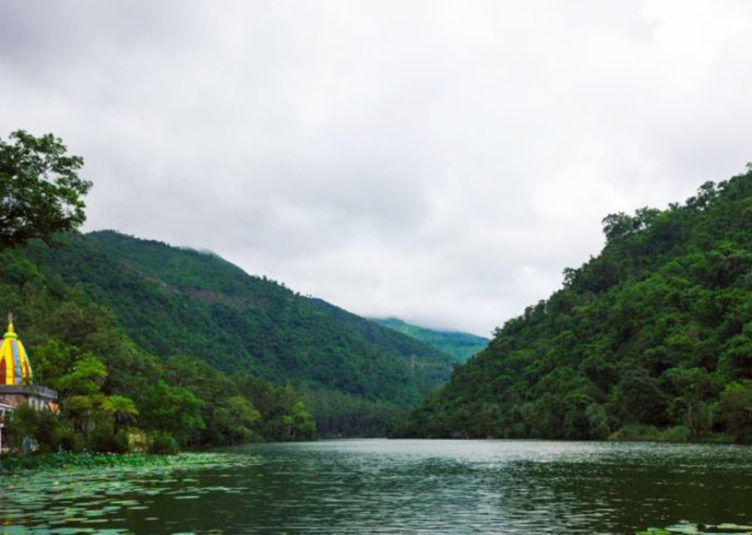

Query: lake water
left=2, top=439, right=752, bottom=534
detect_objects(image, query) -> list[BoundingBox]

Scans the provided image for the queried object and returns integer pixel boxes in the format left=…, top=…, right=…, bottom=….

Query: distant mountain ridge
left=21, top=230, right=454, bottom=435
left=371, top=317, right=489, bottom=363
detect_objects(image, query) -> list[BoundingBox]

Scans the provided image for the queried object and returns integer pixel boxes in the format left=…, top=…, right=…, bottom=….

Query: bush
left=658, top=425, right=692, bottom=442
left=608, top=423, right=660, bottom=441
left=5, top=405, right=69, bottom=453
left=88, top=422, right=129, bottom=453
left=147, top=431, right=179, bottom=454
left=714, top=381, right=752, bottom=442
left=51, top=422, right=84, bottom=452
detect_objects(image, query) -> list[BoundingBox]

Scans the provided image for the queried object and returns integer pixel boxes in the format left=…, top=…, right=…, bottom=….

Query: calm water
left=2, top=439, right=752, bottom=534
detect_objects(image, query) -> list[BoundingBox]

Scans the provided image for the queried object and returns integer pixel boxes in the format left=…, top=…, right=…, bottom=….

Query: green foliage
left=609, top=369, right=668, bottom=426
left=210, top=395, right=261, bottom=444
left=0, top=245, right=321, bottom=453
left=714, top=381, right=752, bottom=442
left=147, top=431, right=180, bottom=454
left=101, top=394, right=139, bottom=429
left=0, top=130, right=91, bottom=250
left=0, top=452, right=171, bottom=473
left=138, top=380, right=205, bottom=447
left=371, top=317, right=489, bottom=363
left=398, top=168, right=752, bottom=442
left=0, top=130, right=328, bottom=453
left=234, top=374, right=316, bottom=441
left=55, top=353, right=107, bottom=396
left=303, top=389, right=406, bottom=437
left=5, top=405, right=73, bottom=453
left=20, top=230, right=453, bottom=435
left=636, top=522, right=752, bottom=534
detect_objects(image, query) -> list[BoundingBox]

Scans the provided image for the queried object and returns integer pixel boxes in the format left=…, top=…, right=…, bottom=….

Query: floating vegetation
left=638, top=523, right=752, bottom=534
left=0, top=453, right=169, bottom=473
left=0, top=451, right=261, bottom=474
left=0, top=452, right=260, bottom=533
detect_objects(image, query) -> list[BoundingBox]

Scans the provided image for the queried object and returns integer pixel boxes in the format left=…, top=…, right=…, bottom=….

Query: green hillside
left=0, top=246, right=317, bottom=453
left=372, top=317, right=489, bottom=363
left=394, top=166, right=752, bottom=443
left=20, top=231, right=453, bottom=435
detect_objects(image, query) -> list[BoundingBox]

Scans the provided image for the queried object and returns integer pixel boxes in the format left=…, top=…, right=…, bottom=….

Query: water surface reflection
left=2, top=439, right=752, bottom=534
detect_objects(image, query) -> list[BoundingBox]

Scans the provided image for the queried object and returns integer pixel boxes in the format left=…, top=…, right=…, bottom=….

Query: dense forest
left=14, top=231, right=453, bottom=437
left=394, top=166, right=752, bottom=443
left=372, top=317, right=489, bottom=363
left=0, top=246, right=317, bottom=452
left=0, top=129, right=454, bottom=451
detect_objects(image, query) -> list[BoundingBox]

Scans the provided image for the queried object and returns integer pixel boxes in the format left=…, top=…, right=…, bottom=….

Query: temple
left=0, top=313, right=58, bottom=450
left=0, top=313, right=33, bottom=386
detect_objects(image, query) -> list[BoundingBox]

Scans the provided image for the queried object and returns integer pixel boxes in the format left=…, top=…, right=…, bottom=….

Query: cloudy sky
left=1, top=1, right=751, bottom=336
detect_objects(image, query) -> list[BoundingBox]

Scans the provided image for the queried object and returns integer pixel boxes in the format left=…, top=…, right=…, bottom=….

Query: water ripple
left=2, top=441, right=752, bottom=533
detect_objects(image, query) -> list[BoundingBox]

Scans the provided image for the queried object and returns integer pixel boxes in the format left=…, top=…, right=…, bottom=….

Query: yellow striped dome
left=0, top=315, right=33, bottom=385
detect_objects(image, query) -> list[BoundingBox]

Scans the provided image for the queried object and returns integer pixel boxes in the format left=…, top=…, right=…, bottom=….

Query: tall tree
left=0, top=130, right=92, bottom=250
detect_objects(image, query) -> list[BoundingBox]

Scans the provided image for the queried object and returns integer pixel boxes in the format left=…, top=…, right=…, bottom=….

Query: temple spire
left=1, top=312, right=31, bottom=384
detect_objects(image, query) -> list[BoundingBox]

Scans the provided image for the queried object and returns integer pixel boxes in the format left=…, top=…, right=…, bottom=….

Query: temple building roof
left=0, top=314, right=33, bottom=386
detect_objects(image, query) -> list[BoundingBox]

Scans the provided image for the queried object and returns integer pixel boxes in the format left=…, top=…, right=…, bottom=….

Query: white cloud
left=1, top=0, right=751, bottom=336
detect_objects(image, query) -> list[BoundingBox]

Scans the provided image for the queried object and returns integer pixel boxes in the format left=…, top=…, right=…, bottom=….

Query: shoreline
left=0, top=452, right=173, bottom=473
left=3, top=431, right=746, bottom=473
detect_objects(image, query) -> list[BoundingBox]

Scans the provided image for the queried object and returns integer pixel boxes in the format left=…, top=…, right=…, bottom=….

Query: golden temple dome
left=0, top=313, right=33, bottom=386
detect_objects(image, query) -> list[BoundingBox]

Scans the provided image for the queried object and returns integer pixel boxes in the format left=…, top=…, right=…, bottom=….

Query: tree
left=139, top=380, right=205, bottom=446
left=610, top=369, right=668, bottom=426
left=601, top=212, right=634, bottom=242
left=715, top=381, right=752, bottom=443
left=0, top=130, right=92, bottom=250
left=662, top=367, right=716, bottom=436
left=101, top=394, right=140, bottom=430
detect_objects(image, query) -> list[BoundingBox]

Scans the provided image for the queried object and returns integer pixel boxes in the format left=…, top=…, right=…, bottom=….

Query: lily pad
left=638, top=523, right=752, bottom=535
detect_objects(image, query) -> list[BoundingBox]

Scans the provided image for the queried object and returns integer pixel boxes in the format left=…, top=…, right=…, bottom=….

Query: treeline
left=0, top=248, right=315, bottom=453
left=394, top=166, right=752, bottom=443
left=20, top=231, right=452, bottom=435
left=372, top=317, right=489, bottom=363
left=303, top=389, right=406, bottom=437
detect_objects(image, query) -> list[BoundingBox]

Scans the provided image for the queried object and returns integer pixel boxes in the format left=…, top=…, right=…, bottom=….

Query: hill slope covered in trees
left=0, top=130, right=319, bottom=453
left=371, top=317, right=489, bottom=363
left=0, top=245, right=317, bottom=453
left=394, top=166, right=752, bottom=443
left=20, top=231, right=453, bottom=435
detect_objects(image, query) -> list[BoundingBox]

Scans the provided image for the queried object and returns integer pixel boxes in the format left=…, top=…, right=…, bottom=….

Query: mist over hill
left=21, top=230, right=454, bottom=436
left=371, top=317, right=489, bottom=363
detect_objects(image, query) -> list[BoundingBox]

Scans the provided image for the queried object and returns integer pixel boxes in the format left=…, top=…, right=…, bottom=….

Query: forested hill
left=371, top=318, right=489, bottom=363
left=21, top=231, right=453, bottom=435
left=394, top=166, right=752, bottom=443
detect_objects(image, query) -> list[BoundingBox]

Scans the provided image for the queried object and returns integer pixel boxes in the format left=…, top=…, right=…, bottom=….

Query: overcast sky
left=1, top=1, right=751, bottom=336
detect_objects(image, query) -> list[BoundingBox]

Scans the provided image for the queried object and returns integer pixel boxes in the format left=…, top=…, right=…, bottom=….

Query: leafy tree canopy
left=394, top=166, right=752, bottom=443
left=20, top=230, right=453, bottom=436
left=0, top=130, right=91, bottom=250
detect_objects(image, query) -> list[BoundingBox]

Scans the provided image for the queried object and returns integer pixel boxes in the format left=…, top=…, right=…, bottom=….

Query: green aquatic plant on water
left=0, top=451, right=259, bottom=474
left=0, top=452, right=261, bottom=532
left=0, top=452, right=171, bottom=473
left=637, top=523, right=752, bottom=534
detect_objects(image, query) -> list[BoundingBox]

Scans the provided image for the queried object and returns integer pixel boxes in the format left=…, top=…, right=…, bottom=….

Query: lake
left=2, top=439, right=752, bottom=534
